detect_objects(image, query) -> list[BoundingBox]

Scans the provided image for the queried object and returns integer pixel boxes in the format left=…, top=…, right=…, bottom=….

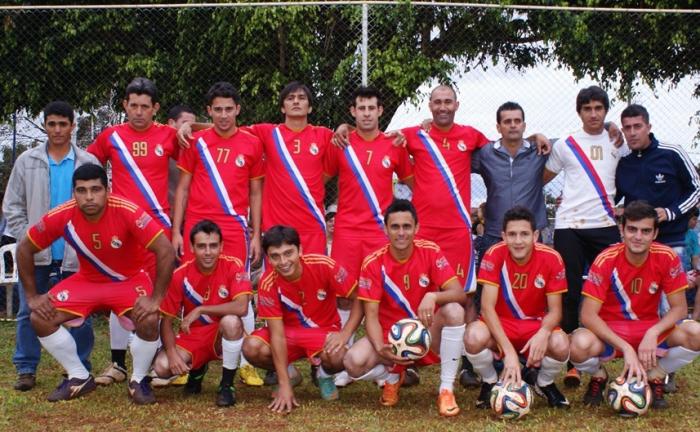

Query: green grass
left=1, top=318, right=699, bottom=431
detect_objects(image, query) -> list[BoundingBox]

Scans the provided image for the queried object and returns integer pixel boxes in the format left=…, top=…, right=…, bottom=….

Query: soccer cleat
left=521, top=367, right=544, bottom=397
left=402, top=366, right=420, bottom=387
left=663, top=372, right=678, bottom=394
left=379, top=372, right=404, bottom=407
left=334, top=370, right=353, bottom=388
left=649, top=378, right=669, bottom=409
left=437, top=389, right=461, bottom=417
left=47, top=375, right=96, bottom=402
left=263, top=369, right=278, bottom=386
left=270, top=366, right=303, bottom=399
left=128, top=378, right=156, bottom=405
left=583, top=376, right=607, bottom=406
left=239, top=364, right=264, bottom=387
left=318, top=376, right=339, bottom=401
left=14, top=373, right=36, bottom=392
left=216, top=385, right=237, bottom=407
left=537, top=383, right=570, bottom=409
left=95, top=362, right=127, bottom=386
left=171, top=373, right=188, bottom=386
left=184, top=364, right=208, bottom=395
left=310, top=364, right=319, bottom=387
left=563, top=367, right=581, bottom=388
left=475, top=381, right=495, bottom=409
left=459, top=368, right=480, bottom=388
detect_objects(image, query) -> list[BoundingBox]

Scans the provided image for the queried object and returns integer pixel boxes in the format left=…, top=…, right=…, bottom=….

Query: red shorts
left=249, top=325, right=337, bottom=363
left=418, top=226, right=473, bottom=289
left=183, top=217, right=248, bottom=266
left=600, top=320, right=673, bottom=361
left=482, top=317, right=562, bottom=358
left=298, top=230, right=327, bottom=256
left=175, top=324, right=221, bottom=369
left=49, top=271, right=153, bottom=318
left=331, top=232, right=386, bottom=281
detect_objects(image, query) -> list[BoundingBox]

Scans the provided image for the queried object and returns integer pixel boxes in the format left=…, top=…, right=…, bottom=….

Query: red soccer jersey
left=247, top=123, right=332, bottom=234
left=27, top=196, right=164, bottom=283
left=88, top=122, right=178, bottom=230
left=403, top=124, right=488, bottom=229
left=478, top=242, right=567, bottom=320
left=326, top=131, right=413, bottom=236
left=178, top=127, right=264, bottom=221
left=160, top=255, right=252, bottom=327
left=358, top=240, right=457, bottom=333
left=257, top=254, right=356, bottom=329
left=583, top=243, right=687, bottom=322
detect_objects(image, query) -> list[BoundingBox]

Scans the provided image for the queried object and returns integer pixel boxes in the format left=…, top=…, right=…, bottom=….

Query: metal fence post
left=361, top=2, right=368, bottom=86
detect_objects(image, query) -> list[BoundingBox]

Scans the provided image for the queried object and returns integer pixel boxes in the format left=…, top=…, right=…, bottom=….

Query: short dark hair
left=622, top=200, right=659, bottom=229
left=350, top=86, right=383, bottom=108
left=262, top=225, right=301, bottom=253
left=125, top=77, right=159, bottom=104
left=167, top=104, right=195, bottom=122
left=620, top=104, right=650, bottom=124
left=72, top=163, right=108, bottom=189
left=206, top=81, right=241, bottom=106
left=384, top=199, right=418, bottom=225
left=189, top=219, right=223, bottom=245
left=496, top=101, right=525, bottom=123
left=502, top=206, right=536, bottom=232
left=279, top=81, right=313, bottom=108
left=576, top=85, right=609, bottom=113
left=43, top=101, right=74, bottom=124
left=691, top=207, right=700, bottom=218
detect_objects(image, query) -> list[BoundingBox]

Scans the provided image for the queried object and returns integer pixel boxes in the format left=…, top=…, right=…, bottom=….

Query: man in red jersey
left=89, top=78, right=180, bottom=386
left=343, top=200, right=466, bottom=417
left=242, top=225, right=362, bottom=413
left=154, top=220, right=251, bottom=407
left=570, top=200, right=700, bottom=409
left=465, top=206, right=570, bottom=410
left=16, top=164, right=174, bottom=404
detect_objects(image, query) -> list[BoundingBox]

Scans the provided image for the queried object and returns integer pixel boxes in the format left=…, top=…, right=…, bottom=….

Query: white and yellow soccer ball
left=606, top=376, right=652, bottom=417
left=490, top=381, right=533, bottom=420
left=388, top=318, right=432, bottom=360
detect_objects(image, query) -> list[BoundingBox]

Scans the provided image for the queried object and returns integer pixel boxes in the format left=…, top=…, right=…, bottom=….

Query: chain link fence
left=1, top=2, right=699, bottom=239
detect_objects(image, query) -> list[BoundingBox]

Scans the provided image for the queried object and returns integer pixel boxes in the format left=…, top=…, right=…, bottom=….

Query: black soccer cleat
left=184, top=364, right=208, bottom=395
left=537, top=383, right=570, bottom=409
left=216, top=385, right=237, bottom=407
left=583, top=376, right=607, bottom=407
left=47, top=375, right=96, bottom=402
left=649, top=378, right=669, bottom=410
left=263, top=369, right=278, bottom=386
left=402, top=366, right=420, bottom=388
left=476, top=381, right=495, bottom=409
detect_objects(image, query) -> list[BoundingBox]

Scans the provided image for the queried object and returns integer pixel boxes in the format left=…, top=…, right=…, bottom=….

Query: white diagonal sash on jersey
left=611, top=268, right=638, bottom=320
left=63, top=221, right=127, bottom=282
left=272, top=127, right=326, bottom=232
left=417, top=130, right=476, bottom=293
left=381, top=265, right=417, bottom=319
left=499, top=263, right=534, bottom=320
left=183, top=277, right=214, bottom=325
left=279, top=289, right=319, bottom=328
left=109, top=131, right=171, bottom=228
left=343, top=145, right=385, bottom=232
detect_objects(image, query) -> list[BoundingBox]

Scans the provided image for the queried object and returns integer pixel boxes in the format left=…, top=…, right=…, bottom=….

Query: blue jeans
left=13, top=261, right=94, bottom=375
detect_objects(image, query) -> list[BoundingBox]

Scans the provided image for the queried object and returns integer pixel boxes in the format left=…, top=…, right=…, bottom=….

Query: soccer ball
left=490, top=381, right=533, bottom=420
left=606, top=376, right=652, bottom=417
left=388, top=318, right=431, bottom=360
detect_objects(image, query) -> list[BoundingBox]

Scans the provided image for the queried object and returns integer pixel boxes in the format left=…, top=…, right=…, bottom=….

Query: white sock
left=130, top=334, right=159, bottom=383
left=537, top=356, right=567, bottom=387
left=439, top=324, right=466, bottom=392
left=240, top=302, right=255, bottom=367
left=572, top=357, right=602, bottom=376
left=338, top=308, right=354, bottom=346
left=386, top=372, right=401, bottom=385
left=222, top=337, right=243, bottom=370
left=355, top=364, right=389, bottom=382
left=109, top=312, right=131, bottom=350
left=659, top=346, right=700, bottom=374
left=39, top=327, right=89, bottom=379
left=466, top=348, right=497, bottom=384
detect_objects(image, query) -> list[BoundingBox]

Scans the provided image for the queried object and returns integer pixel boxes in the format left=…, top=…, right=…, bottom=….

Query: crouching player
left=153, top=220, right=251, bottom=407
left=16, top=163, right=174, bottom=404
left=570, top=201, right=700, bottom=409
left=242, top=225, right=362, bottom=413
left=464, top=206, right=570, bottom=409
left=342, top=199, right=466, bottom=417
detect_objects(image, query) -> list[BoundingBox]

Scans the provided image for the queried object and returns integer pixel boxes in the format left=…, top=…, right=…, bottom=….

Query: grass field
left=1, top=317, right=699, bottom=432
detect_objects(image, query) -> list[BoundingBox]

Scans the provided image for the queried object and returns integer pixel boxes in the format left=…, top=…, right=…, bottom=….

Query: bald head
left=430, top=85, right=457, bottom=101
left=428, top=85, right=459, bottom=129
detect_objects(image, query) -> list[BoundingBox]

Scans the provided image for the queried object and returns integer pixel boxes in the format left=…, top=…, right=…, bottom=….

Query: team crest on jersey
left=480, top=259, right=494, bottom=272
left=556, top=269, right=566, bottom=281
left=436, top=256, right=449, bottom=270
left=309, top=143, right=319, bottom=155
left=335, top=267, right=348, bottom=284
left=648, top=282, right=659, bottom=295
left=155, top=144, right=164, bottom=157
left=317, top=289, right=327, bottom=301
left=587, top=271, right=602, bottom=286
left=381, top=155, right=391, bottom=169
left=457, top=140, right=467, bottom=152
left=55, top=290, right=69, bottom=302
left=359, top=277, right=372, bottom=290
left=670, top=263, right=683, bottom=279
left=534, top=274, right=545, bottom=289
left=110, top=236, right=123, bottom=249
left=418, top=274, right=430, bottom=288
left=235, top=154, right=245, bottom=167
left=218, top=285, right=229, bottom=299
left=135, top=212, right=153, bottom=229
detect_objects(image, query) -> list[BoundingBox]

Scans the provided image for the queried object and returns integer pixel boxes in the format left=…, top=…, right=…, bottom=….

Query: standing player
left=154, top=220, right=251, bottom=407
left=464, top=206, right=570, bottom=409
left=166, top=105, right=196, bottom=206
left=88, top=78, right=180, bottom=386
left=343, top=200, right=466, bottom=417
left=570, top=201, right=700, bottom=409
left=16, top=164, right=174, bottom=403
left=242, top=225, right=362, bottom=413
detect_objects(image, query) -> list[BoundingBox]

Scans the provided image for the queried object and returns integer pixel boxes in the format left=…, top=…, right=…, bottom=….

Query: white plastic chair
left=0, top=243, right=18, bottom=319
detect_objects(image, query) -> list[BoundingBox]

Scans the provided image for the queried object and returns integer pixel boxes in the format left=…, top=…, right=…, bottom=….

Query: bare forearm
left=160, top=318, right=178, bottom=351
left=339, top=296, right=364, bottom=340
left=198, top=296, right=249, bottom=318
